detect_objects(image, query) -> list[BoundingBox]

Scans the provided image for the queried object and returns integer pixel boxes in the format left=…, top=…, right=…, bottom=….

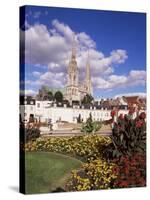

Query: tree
left=48, top=91, right=53, bottom=101
left=54, top=91, right=63, bottom=102
left=81, top=113, right=101, bottom=134
left=41, top=85, right=49, bottom=92
left=82, top=94, right=94, bottom=105
left=81, top=113, right=93, bottom=134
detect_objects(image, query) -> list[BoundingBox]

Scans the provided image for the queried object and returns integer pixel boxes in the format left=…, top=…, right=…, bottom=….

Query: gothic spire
left=71, top=33, right=76, bottom=59
left=86, top=50, right=90, bottom=80
left=86, top=50, right=92, bottom=94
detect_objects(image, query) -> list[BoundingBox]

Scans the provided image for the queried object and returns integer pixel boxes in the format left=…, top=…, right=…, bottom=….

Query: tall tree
left=82, top=94, right=94, bottom=105
left=54, top=91, right=63, bottom=102
left=48, top=91, right=53, bottom=101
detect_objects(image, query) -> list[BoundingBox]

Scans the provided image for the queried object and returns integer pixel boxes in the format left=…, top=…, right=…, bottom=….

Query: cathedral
left=65, top=35, right=92, bottom=103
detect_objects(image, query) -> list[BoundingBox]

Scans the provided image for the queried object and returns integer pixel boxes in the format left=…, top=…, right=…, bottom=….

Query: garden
left=24, top=111, right=146, bottom=193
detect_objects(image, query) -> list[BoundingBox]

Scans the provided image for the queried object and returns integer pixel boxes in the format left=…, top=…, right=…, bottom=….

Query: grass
left=25, top=152, right=82, bottom=194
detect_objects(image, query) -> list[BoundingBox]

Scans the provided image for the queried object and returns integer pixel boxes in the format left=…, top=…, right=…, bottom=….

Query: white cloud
left=24, top=23, right=70, bottom=66
left=129, top=70, right=146, bottom=79
left=52, top=19, right=74, bottom=42
left=110, top=49, right=128, bottom=64
left=29, top=71, right=67, bottom=88
left=114, top=92, right=146, bottom=98
left=77, top=32, right=96, bottom=48
left=92, top=70, right=146, bottom=90
left=20, top=89, right=37, bottom=96
left=21, top=19, right=144, bottom=91
left=32, top=71, right=41, bottom=77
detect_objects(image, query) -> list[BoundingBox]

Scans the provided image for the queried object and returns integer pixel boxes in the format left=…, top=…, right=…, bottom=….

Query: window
left=24, top=113, right=27, bottom=116
left=37, top=103, right=40, bottom=108
left=30, top=101, right=33, bottom=105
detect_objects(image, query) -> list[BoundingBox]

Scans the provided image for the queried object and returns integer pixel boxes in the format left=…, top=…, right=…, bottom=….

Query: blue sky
left=20, top=5, right=146, bottom=98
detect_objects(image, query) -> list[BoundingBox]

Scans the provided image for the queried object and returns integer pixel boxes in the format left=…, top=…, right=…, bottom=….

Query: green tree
left=81, top=113, right=101, bottom=134
left=48, top=91, right=53, bottom=101
left=41, top=85, right=49, bottom=92
left=54, top=91, right=63, bottom=102
left=82, top=94, right=94, bottom=105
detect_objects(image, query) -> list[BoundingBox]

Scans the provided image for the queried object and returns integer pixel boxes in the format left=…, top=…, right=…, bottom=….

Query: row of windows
left=74, top=111, right=110, bottom=117
left=67, top=87, right=78, bottom=95
left=24, top=105, right=110, bottom=117
left=24, top=100, right=34, bottom=105
left=73, top=117, right=104, bottom=122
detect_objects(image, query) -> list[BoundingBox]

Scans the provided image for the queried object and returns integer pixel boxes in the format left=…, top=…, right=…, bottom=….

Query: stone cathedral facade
left=65, top=36, right=92, bottom=103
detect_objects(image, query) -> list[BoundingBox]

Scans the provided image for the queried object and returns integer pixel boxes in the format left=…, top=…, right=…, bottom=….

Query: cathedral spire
left=67, top=32, right=78, bottom=87
left=71, top=33, right=76, bottom=59
left=86, top=50, right=90, bottom=80
left=86, top=50, right=92, bottom=94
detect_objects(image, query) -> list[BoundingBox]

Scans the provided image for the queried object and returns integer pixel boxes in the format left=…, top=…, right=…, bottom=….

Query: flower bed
left=25, top=111, right=146, bottom=191
left=25, top=134, right=111, bottom=162
left=113, top=153, right=146, bottom=188
left=66, top=159, right=117, bottom=191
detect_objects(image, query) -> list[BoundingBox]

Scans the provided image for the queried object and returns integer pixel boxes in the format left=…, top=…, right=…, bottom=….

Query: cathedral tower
left=65, top=34, right=79, bottom=103
left=67, top=34, right=78, bottom=86
left=85, top=51, right=92, bottom=95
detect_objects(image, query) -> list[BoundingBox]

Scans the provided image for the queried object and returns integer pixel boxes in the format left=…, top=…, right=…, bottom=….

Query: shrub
left=66, top=159, right=117, bottom=191
left=103, top=112, right=146, bottom=159
left=25, top=127, right=40, bottom=142
left=113, top=153, right=146, bottom=188
left=81, top=113, right=102, bottom=134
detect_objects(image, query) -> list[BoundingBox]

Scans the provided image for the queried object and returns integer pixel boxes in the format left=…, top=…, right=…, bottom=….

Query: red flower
left=135, top=171, right=141, bottom=177
left=136, top=120, right=143, bottom=128
left=139, top=112, right=146, bottom=119
left=111, top=110, right=116, bottom=117
left=119, top=181, right=129, bottom=187
left=118, top=114, right=124, bottom=120
left=128, top=108, right=135, bottom=115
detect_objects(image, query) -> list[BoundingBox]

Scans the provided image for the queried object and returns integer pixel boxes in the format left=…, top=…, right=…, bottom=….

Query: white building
left=20, top=97, right=130, bottom=124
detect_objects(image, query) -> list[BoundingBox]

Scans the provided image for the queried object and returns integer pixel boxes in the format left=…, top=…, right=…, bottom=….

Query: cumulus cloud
left=24, top=23, right=69, bottom=65
left=77, top=32, right=96, bottom=49
left=20, top=89, right=37, bottom=96
left=32, top=71, right=41, bottom=77
left=21, top=19, right=145, bottom=92
left=110, top=49, right=128, bottom=63
left=52, top=19, right=74, bottom=42
left=114, top=92, right=146, bottom=98
left=92, top=70, right=146, bottom=90
left=36, top=71, right=67, bottom=88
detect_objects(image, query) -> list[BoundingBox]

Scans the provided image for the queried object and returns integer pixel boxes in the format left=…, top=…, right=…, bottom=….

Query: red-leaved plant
left=103, top=111, right=146, bottom=159
left=112, top=153, right=146, bottom=188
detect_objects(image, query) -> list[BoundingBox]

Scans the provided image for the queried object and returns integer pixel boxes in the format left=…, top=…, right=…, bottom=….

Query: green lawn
left=25, top=152, right=82, bottom=194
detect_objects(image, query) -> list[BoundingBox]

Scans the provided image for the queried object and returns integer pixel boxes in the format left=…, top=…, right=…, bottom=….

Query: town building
left=20, top=96, right=130, bottom=124
left=20, top=35, right=146, bottom=125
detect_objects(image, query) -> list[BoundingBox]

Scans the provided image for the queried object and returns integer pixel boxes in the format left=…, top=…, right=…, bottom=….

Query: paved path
left=40, top=130, right=112, bottom=137
left=40, top=125, right=112, bottom=137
